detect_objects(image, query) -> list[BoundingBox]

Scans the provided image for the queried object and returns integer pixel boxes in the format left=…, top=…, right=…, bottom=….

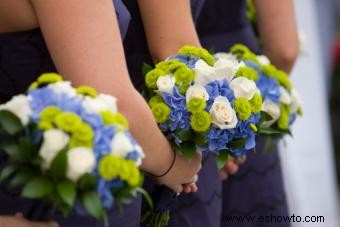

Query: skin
left=254, top=0, right=299, bottom=73
left=0, top=0, right=202, bottom=225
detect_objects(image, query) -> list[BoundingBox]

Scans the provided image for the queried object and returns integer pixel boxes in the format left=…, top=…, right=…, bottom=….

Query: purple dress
left=123, top=1, right=223, bottom=227
left=0, top=1, right=142, bottom=226
left=196, top=1, right=290, bottom=226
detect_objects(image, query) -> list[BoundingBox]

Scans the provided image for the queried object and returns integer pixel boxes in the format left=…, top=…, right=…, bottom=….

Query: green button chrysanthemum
left=72, top=123, right=94, bottom=143
left=29, top=82, right=39, bottom=90
left=37, top=73, right=63, bottom=85
left=230, top=44, right=250, bottom=58
left=236, top=66, right=259, bottom=81
left=234, top=98, right=252, bottom=121
left=145, top=68, right=166, bottom=89
left=178, top=45, right=215, bottom=66
left=39, top=106, right=61, bottom=123
left=242, top=52, right=259, bottom=63
left=276, top=70, right=292, bottom=90
left=250, top=123, right=258, bottom=132
left=100, top=111, right=129, bottom=129
left=54, top=112, right=82, bottom=132
left=278, top=104, right=290, bottom=130
left=126, top=162, right=141, bottom=187
left=249, top=93, right=263, bottom=113
left=156, top=59, right=186, bottom=73
left=174, top=67, right=195, bottom=85
left=190, top=111, right=211, bottom=132
left=179, top=83, right=190, bottom=95
left=152, top=103, right=171, bottom=124
left=37, top=121, right=54, bottom=130
left=148, top=95, right=164, bottom=108
left=187, top=98, right=206, bottom=113
left=98, top=155, right=120, bottom=180
left=76, top=85, right=97, bottom=98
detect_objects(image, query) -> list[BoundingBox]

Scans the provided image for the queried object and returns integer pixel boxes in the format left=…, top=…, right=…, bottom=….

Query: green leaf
left=181, top=141, right=196, bottom=160
left=175, top=130, right=192, bottom=142
left=1, top=142, right=22, bottom=158
left=229, top=138, right=247, bottom=149
left=258, top=127, right=283, bottom=135
left=136, top=187, right=153, bottom=210
left=0, top=110, right=23, bottom=135
left=194, top=133, right=207, bottom=146
left=57, top=180, right=77, bottom=207
left=9, top=171, right=34, bottom=188
left=22, top=177, right=54, bottom=199
left=50, top=149, right=67, bottom=179
left=78, top=174, right=96, bottom=190
left=216, top=150, right=229, bottom=170
left=81, top=190, right=104, bottom=219
left=18, top=137, right=35, bottom=159
left=142, top=63, right=154, bottom=76
left=260, top=111, right=273, bottom=122
left=0, top=165, right=17, bottom=182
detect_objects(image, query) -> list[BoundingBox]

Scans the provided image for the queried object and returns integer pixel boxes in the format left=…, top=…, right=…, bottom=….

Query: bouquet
left=229, top=44, right=303, bottom=147
left=0, top=73, right=145, bottom=225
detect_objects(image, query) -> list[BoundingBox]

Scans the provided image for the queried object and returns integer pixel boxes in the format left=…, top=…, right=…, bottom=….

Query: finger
left=183, top=185, right=191, bottom=193
left=225, top=160, right=239, bottom=175
left=235, top=155, right=246, bottom=165
left=219, top=170, right=229, bottom=180
left=171, top=184, right=183, bottom=193
left=190, top=184, right=198, bottom=192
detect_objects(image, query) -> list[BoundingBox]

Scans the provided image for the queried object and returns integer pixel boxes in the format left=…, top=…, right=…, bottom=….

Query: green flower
left=148, top=95, right=164, bottom=108
left=39, top=106, right=61, bottom=123
left=72, top=123, right=94, bottom=143
left=98, top=155, right=120, bottom=180
left=152, top=103, right=171, bottom=124
left=278, top=104, right=290, bottom=130
left=54, top=112, right=82, bottom=132
left=246, top=0, right=256, bottom=24
left=249, top=93, right=263, bottom=113
left=179, top=83, right=190, bottom=95
left=276, top=70, right=292, bottom=90
left=29, top=82, right=39, bottom=90
left=242, top=52, right=259, bottom=63
left=69, top=137, right=93, bottom=148
left=37, top=121, right=54, bottom=130
left=187, top=98, right=206, bottom=113
left=37, top=73, right=63, bottom=85
left=100, top=111, right=129, bottom=129
left=234, top=98, right=252, bottom=121
left=174, top=67, right=195, bottom=85
left=145, top=68, right=166, bottom=89
left=178, top=45, right=215, bottom=66
left=190, top=111, right=211, bottom=132
left=230, top=44, right=250, bottom=58
left=260, top=64, right=277, bottom=77
left=125, top=161, right=141, bottom=187
left=156, top=59, right=185, bottom=73
left=236, top=66, right=259, bottom=81
left=76, top=85, right=97, bottom=98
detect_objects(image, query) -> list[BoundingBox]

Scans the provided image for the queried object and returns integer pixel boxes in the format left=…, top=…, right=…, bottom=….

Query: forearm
left=29, top=0, right=172, bottom=174
left=254, top=0, right=298, bottom=73
left=137, top=0, right=201, bottom=61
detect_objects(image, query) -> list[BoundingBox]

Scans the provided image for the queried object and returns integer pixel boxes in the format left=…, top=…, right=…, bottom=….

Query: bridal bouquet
left=144, top=46, right=263, bottom=167
left=0, top=73, right=145, bottom=225
left=229, top=44, right=303, bottom=143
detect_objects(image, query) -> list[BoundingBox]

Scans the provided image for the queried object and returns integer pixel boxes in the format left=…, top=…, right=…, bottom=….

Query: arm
left=254, top=0, right=299, bottom=73
left=137, top=0, right=201, bottom=61
left=28, top=0, right=200, bottom=192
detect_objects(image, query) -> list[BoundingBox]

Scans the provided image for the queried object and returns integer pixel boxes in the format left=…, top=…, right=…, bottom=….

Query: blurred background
left=278, top=0, right=340, bottom=226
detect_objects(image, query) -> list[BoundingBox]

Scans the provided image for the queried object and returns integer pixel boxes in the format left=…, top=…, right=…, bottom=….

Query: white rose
left=39, top=129, right=69, bottom=169
left=290, top=88, right=302, bottom=113
left=229, top=77, right=258, bottom=100
left=209, top=96, right=238, bottom=129
left=156, top=75, right=175, bottom=94
left=48, top=81, right=77, bottom=97
left=0, top=95, right=32, bottom=126
left=279, top=87, right=292, bottom=105
left=83, top=94, right=117, bottom=114
left=110, top=132, right=134, bottom=158
left=257, top=55, right=271, bottom=66
left=213, top=58, right=239, bottom=82
left=261, top=100, right=280, bottom=127
left=185, top=85, right=210, bottom=103
left=214, top=53, right=237, bottom=62
left=193, top=59, right=216, bottom=86
left=134, top=144, right=145, bottom=167
left=66, top=147, right=95, bottom=182
left=298, top=32, right=306, bottom=54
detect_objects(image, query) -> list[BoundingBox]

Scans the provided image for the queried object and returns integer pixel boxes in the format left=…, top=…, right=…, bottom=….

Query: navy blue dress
left=197, top=1, right=290, bottom=227
left=0, top=1, right=142, bottom=226
left=123, top=1, right=223, bottom=227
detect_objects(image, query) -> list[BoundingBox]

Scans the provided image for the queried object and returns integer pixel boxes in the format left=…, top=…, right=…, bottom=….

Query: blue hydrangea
left=94, top=125, right=116, bottom=160
left=162, top=88, right=191, bottom=131
left=169, top=54, right=200, bottom=69
left=206, top=127, right=235, bottom=153
left=256, top=73, right=281, bottom=103
left=205, top=80, right=235, bottom=110
left=80, top=111, right=104, bottom=129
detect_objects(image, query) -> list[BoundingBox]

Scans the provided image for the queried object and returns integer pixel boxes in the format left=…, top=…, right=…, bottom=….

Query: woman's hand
left=0, top=213, right=59, bottom=227
left=156, top=152, right=202, bottom=193
left=219, top=156, right=246, bottom=180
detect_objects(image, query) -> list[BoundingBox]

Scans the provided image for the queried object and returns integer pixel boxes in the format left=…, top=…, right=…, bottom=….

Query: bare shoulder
left=0, top=0, right=38, bottom=32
